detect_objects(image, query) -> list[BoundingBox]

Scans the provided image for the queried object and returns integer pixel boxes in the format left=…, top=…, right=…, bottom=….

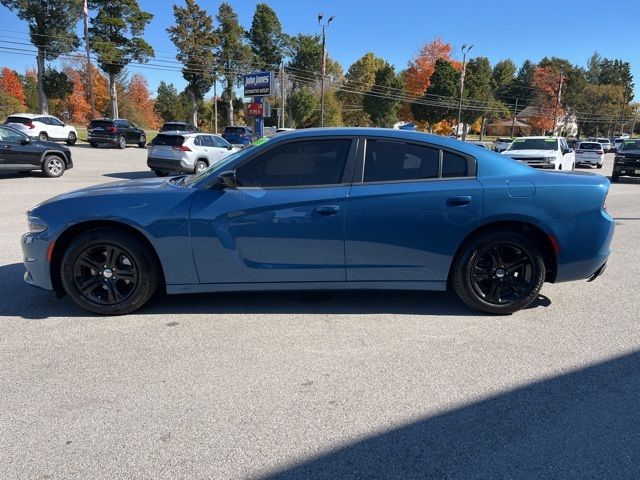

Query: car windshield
left=181, top=137, right=270, bottom=187
left=507, top=138, right=557, bottom=150
left=620, top=140, right=640, bottom=151
left=161, top=123, right=187, bottom=131
left=153, top=134, right=184, bottom=147
left=224, top=127, right=246, bottom=135
left=496, top=138, right=512, bottom=143
left=90, top=120, right=113, bottom=128
left=578, top=143, right=601, bottom=150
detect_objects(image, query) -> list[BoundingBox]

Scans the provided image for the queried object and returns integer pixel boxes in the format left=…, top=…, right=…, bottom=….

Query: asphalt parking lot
left=1, top=145, right=640, bottom=479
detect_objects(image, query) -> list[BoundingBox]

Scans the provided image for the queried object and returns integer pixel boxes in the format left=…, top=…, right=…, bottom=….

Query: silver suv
left=147, top=132, right=238, bottom=176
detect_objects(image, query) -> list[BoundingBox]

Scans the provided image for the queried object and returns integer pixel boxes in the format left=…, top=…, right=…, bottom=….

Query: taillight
left=107, top=126, right=117, bottom=133
left=27, top=122, right=35, bottom=129
left=173, top=145, right=191, bottom=152
left=597, top=150, right=604, bottom=155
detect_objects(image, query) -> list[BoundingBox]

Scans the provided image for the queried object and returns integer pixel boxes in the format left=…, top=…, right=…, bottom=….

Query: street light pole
left=318, top=13, right=334, bottom=128
left=456, top=44, right=473, bottom=139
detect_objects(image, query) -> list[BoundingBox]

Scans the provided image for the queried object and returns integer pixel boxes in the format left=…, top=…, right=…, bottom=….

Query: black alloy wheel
left=60, top=229, right=160, bottom=315
left=451, top=230, right=546, bottom=314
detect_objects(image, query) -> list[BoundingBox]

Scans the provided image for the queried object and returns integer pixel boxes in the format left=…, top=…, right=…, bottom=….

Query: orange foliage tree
left=63, top=66, right=91, bottom=124
left=125, top=74, right=162, bottom=129
left=61, top=58, right=110, bottom=123
left=0, top=67, right=26, bottom=109
left=530, top=66, right=563, bottom=133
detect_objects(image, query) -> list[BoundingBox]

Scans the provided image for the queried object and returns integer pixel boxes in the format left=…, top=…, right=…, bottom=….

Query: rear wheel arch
left=450, top=220, right=558, bottom=284
left=50, top=220, right=166, bottom=296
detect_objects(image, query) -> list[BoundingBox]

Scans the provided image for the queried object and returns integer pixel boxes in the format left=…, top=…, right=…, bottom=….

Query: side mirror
left=20, top=137, right=31, bottom=145
left=227, top=145, right=233, bottom=150
left=218, top=170, right=237, bottom=188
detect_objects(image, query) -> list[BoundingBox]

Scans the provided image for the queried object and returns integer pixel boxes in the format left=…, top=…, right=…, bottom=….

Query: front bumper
left=21, top=232, right=54, bottom=291
left=147, top=157, right=195, bottom=174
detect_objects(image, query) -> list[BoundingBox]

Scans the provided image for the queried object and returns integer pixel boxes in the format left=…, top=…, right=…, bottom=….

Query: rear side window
left=364, top=140, right=439, bottom=182
left=5, top=116, right=31, bottom=125
left=236, top=139, right=351, bottom=187
left=153, top=134, right=184, bottom=147
left=442, top=151, right=469, bottom=178
left=114, top=120, right=130, bottom=128
left=90, top=120, right=114, bottom=129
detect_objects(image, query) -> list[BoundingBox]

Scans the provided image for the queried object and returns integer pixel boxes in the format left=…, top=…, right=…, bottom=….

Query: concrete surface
left=1, top=145, right=639, bottom=479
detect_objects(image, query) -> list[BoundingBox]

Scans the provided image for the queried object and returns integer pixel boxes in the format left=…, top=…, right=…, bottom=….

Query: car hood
left=34, top=140, right=70, bottom=150
left=503, top=149, right=557, bottom=157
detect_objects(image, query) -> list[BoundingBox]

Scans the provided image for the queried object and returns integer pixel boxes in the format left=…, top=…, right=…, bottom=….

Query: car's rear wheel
left=39, top=132, right=48, bottom=142
left=451, top=230, right=545, bottom=314
left=611, top=173, right=619, bottom=182
left=153, top=170, right=169, bottom=177
left=90, top=142, right=98, bottom=148
left=138, top=134, right=146, bottom=148
left=66, top=132, right=77, bottom=145
left=597, top=162, right=603, bottom=169
left=60, top=229, right=160, bottom=315
left=42, top=155, right=66, bottom=178
left=118, top=135, right=126, bottom=149
left=195, top=160, right=208, bottom=173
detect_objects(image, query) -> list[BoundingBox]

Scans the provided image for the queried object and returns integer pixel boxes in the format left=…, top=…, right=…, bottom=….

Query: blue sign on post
left=243, top=71, right=273, bottom=97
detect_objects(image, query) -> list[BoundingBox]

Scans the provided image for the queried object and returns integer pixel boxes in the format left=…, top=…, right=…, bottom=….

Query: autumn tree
left=339, top=52, right=385, bottom=126
left=119, top=74, right=161, bottom=128
left=63, top=66, right=91, bottom=123
left=90, top=0, right=154, bottom=118
left=362, top=63, right=402, bottom=127
left=411, top=59, right=460, bottom=128
left=530, top=66, right=562, bottom=133
left=216, top=2, right=252, bottom=127
left=167, top=0, right=218, bottom=126
left=0, top=67, right=26, bottom=108
left=404, top=38, right=453, bottom=97
left=1, top=0, right=81, bottom=113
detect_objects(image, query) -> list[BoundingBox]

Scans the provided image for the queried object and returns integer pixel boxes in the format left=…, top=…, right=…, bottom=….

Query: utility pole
left=619, top=84, right=629, bottom=135
left=213, top=68, right=218, bottom=134
left=631, top=107, right=638, bottom=137
left=456, top=43, right=473, bottom=139
left=551, top=73, right=564, bottom=135
left=318, top=13, right=334, bottom=128
left=280, top=60, right=285, bottom=128
left=83, top=0, right=95, bottom=119
left=511, top=97, right=519, bottom=138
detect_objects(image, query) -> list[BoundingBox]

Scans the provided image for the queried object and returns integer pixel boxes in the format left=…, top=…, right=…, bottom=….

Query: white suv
left=4, top=113, right=78, bottom=145
left=147, top=132, right=239, bottom=176
left=501, top=136, right=575, bottom=170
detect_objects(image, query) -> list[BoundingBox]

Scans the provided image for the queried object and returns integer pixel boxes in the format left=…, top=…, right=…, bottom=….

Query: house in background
left=516, top=105, right=578, bottom=136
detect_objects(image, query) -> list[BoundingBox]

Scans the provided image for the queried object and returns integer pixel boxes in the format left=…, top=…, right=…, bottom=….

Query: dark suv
left=159, top=121, right=200, bottom=133
left=88, top=118, right=146, bottom=149
left=222, top=126, right=258, bottom=146
left=0, top=124, right=72, bottom=177
left=612, top=139, right=640, bottom=182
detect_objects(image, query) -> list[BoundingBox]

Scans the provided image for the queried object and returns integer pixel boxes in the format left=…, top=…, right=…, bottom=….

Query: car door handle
left=314, top=205, right=340, bottom=216
left=446, top=196, right=472, bottom=207
left=3, top=145, right=12, bottom=149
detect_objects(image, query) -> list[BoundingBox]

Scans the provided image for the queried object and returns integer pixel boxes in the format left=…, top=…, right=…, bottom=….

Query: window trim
left=353, top=137, right=477, bottom=185
left=233, top=136, right=359, bottom=190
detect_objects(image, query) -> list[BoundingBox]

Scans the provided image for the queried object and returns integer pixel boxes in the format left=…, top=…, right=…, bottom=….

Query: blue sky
left=1, top=0, right=638, bottom=99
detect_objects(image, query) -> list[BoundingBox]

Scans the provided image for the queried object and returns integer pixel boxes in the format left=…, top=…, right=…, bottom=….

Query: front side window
left=213, top=136, right=229, bottom=148
left=0, top=125, right=26, bottom=142
left=236, top=139, right=351, bottom=187
left=201, top=136, right=216, bottom=147
left=49, top=117, right=64, bottom=126
left=364, top=140, right=439, bottom=182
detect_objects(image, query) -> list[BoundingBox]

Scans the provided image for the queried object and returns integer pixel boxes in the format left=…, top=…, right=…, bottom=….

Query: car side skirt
left=166, top=281, right=447, bottom=295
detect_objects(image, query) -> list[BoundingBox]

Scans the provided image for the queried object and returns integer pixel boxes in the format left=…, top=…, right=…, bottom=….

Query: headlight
left=27, top=215, right=48, bottom=233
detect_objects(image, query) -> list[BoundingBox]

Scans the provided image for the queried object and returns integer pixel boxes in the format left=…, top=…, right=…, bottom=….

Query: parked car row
left=4, top=113, right=78, bottom=145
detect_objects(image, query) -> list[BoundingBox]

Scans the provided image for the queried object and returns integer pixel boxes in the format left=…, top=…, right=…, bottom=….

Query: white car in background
left=493, top=137, right=513, bottom=152
left=502, top=136, right=575, bottom=170
left=147, top=131, right=239, bottom=176
left=574, top=141, right=604, bottom=168
left=3, top=113, right=78, bottom=145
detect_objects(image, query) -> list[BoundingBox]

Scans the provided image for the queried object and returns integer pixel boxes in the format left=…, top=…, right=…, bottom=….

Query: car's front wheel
left=60, top=229, right=160, bottom=315
left=42, top=155, right=66, bottom=177
left=66, top=132, right=77, bottom=145
left=194, top=160, right=208, bottom=173
left=118, top=135, right=126, bottom=149
left=153, top=170, right=169, bottom=177
left=38, top=132, right=48, bottom=142
left=451, top=230, right=546, bottom=314
left=138, top=134, right=146, bottom=148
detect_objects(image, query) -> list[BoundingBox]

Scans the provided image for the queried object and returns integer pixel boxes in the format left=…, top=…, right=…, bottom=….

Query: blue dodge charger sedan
left=22, top=128, right=614, bottom=315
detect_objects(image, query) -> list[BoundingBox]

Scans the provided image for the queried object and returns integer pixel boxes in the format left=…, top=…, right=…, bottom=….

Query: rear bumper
left=576, top=157, right=602, bottom=165
left=547, top=208, right=615, bottom=283
left=147, top=157, right=195, bottom=174
left=88, top=134, right=119, bottom=145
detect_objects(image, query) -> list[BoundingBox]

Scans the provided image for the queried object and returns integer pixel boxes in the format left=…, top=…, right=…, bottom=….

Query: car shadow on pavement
left=0, top=262, right=551, bottom=319
left=102, top=171, right=156, bottom=180
left=258, top=349, right=640, bottom=480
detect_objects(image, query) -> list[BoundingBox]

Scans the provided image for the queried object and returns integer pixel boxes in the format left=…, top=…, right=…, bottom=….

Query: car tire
left=60, top=229, right=160, bottom=315
left=66, top=132, right=77, bottom=145
left=90, top=142, right=98, bottom=148
left=138, top=135, right=146, bottom=148
left=118, top=135, right=126, bottom=149
left=194, top=160, right=208, bottom=173
left=38, top=132, right=48, bottom=142
left=597, top=163, right=603, bottom=169
left=154, top=170, right=169, bottom=177
left=611, top=174, right=619, bottom=183
left=42, top=155, right=66, bottom=178
left=451, top=230, right=546, bottom=314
